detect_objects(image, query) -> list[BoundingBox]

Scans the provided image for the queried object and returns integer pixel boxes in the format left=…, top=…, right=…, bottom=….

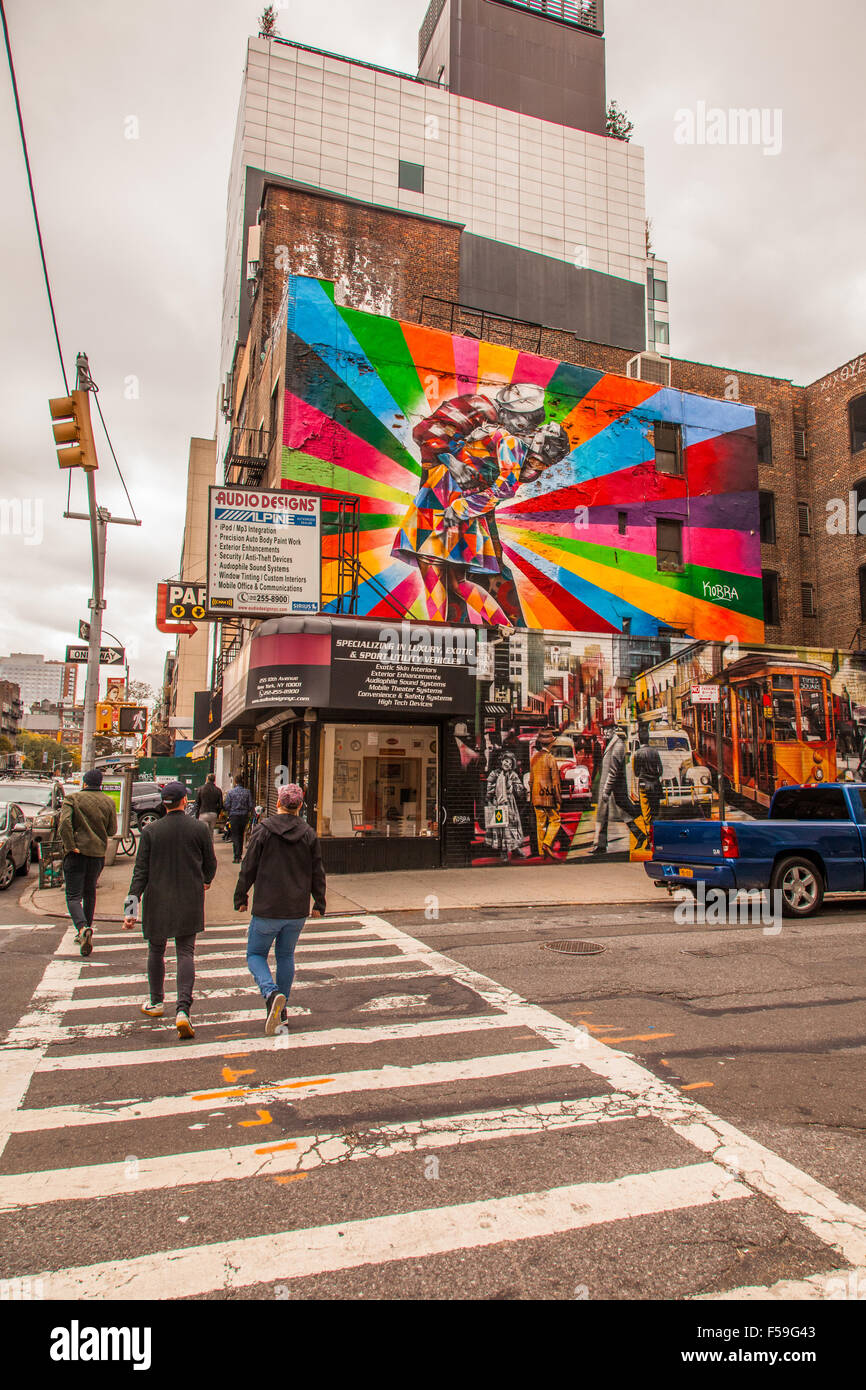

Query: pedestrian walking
left=122, top=781, right=217, bottom=1041
left=234, top=783, right=326, bottom=1035
left=58, top=768, right=117, bottom=956
left=224, top=776, right=254, bottom=862
left=529, top=730, right=562, bottom=861
left=194, top=772, right=223, bottom=837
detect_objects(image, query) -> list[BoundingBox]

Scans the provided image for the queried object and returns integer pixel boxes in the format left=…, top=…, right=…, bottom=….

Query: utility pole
left=50, top=351, right=141, bottom=774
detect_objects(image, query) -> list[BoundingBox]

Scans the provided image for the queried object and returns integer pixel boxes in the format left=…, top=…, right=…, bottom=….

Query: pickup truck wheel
left=771, top=856, right=824, bottom=918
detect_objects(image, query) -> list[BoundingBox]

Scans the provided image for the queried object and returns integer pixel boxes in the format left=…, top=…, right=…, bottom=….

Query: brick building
left=0, top=681, right=22, bottom=739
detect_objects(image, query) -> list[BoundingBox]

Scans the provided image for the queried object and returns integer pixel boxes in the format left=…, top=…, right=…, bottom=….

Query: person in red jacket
left=234, top=783, right=326, bottom=1034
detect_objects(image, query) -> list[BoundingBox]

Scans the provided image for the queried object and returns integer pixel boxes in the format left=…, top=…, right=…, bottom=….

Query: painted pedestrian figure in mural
left=484, top=749, right=526, bottom=862
left=529, top=730, right=563, bottom=861
left=591, top=724, right=641, bottom=856
left=632, top=723, right=664, bottom=853
left=392, top=385, right=570, bottom=626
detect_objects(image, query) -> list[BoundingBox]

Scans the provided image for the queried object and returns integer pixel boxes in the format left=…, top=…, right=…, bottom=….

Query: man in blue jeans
left=234, top=783, right=326, bottom=1034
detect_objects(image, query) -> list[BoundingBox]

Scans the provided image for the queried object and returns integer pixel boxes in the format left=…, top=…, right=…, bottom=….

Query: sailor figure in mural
left=484, top=749, right=526, bottom=863
left=392, top=384, right=570, bottom=626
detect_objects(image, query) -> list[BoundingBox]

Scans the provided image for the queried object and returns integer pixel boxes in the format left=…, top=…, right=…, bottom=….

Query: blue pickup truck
left=644, top=783, right=866, bottom=918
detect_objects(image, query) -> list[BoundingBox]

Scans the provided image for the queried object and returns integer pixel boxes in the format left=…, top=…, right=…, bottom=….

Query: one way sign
left=65, top=644, right=125, bottom=665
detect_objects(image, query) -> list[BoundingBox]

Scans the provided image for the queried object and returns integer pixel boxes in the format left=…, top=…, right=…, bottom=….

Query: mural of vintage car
left=626, top=726, right=712, bottom=808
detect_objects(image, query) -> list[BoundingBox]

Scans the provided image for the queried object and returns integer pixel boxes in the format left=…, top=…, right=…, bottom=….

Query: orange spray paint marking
left=192, top=1088, right=245, bottom=1102
left=215, top=1033, right=247, bottom=1040
left=603, top=1033, right=676, bottom=1045
left=239, top=1109, right=273, bottom=1128
left=254, top=1141, right=297, bottom=1155
left=681, top=1081, right=714, bottom=1091
left=273, top=1173, right=308, bottom=1185
left=273, top=1077, right=335, bottom=1092
left=222, top=1052, right=250, bottom=1060
left=221, top=1067, right=256, bottom=1085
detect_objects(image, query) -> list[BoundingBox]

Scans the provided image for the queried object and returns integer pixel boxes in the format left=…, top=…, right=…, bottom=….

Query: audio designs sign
left=206, top=488, right=321, bottom=619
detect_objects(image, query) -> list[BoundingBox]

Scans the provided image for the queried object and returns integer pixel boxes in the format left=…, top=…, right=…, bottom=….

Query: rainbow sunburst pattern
left=282, top=275, right=764, bottom=642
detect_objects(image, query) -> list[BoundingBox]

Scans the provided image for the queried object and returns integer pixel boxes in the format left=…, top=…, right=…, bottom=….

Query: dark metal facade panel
left=458, top=233, right=646, bottom=352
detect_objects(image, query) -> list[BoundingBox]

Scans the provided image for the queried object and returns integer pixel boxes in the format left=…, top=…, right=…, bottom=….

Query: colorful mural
left=282, top=275, right=765, bottom=643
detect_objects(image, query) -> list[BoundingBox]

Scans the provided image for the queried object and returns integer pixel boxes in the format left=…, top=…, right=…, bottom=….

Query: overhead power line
left=1, top=0, right=68, bottom=393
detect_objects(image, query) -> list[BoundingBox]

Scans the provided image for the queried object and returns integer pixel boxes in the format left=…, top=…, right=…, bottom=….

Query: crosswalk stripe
left=0, top=1093, right=649, bottom=1212
left=65, top=932, right=392, bottom=955
left=4, top=1047, right=585, bottom=1134
left=26, top=1163, right=750, bottom=1299
left=37, top=1009, right=540, bottom=1072
left=68, top=953, right=430, bottom=989
left=694, top=1266, right=866, bottom=1301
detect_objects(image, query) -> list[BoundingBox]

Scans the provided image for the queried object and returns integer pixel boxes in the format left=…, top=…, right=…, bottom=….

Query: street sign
left=118, top=705, right=148, bottom=734
left=206, top=487, right=321, bottom=618
left=78, top=620, right=90, bottom=641
left=691, top=683, right=718, bottom=705
left=66, top=644, right=125, bottom=665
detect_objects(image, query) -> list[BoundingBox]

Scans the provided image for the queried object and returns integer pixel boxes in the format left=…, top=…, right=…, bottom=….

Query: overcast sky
left=0, top=0, right=863, bottom=692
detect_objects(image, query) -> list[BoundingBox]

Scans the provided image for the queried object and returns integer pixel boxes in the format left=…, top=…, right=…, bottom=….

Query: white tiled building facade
left=222, top=35, right=651, bottom=394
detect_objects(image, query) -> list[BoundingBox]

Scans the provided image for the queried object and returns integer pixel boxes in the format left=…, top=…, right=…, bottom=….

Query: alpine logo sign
left=206, top=487, right=321, bottom=619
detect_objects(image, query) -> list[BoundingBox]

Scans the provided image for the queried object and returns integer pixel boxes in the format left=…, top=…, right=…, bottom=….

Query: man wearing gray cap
left=59, top=768, right=118, bottom=956
left=123, top=780, right=217, bottom=1040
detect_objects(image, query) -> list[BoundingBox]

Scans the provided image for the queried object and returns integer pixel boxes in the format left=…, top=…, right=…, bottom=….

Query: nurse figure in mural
left=392, top=385, right=570, bottom=626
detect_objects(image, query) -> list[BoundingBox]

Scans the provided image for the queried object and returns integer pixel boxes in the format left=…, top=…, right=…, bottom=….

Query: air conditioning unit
left=626, top=352, right=672, bottom=387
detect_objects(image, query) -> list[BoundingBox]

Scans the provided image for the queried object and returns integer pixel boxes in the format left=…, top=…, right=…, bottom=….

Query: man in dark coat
left=123, top=781, right=217, bottom=1040
left=234, top=783, right=326, bottom=1034
left=194, top=772, right=223, bottom=837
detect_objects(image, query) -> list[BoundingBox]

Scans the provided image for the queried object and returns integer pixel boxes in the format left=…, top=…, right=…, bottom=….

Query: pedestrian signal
left=118, top=705, right=148, bottom=734
left=95, top=702, right=115, bottom=733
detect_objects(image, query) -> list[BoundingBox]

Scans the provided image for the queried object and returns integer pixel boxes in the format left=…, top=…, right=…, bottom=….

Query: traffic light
left=95, top=702, right=114, bottom=733
left=48, top=390, right=98, bottom=470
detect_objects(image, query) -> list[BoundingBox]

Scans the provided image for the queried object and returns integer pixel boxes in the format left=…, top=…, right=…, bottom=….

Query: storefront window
left=317, top=724, right=439, bottom=839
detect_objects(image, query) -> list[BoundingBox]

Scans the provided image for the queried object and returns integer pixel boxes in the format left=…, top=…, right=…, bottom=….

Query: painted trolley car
left=693, top=655, right=836, bottom=809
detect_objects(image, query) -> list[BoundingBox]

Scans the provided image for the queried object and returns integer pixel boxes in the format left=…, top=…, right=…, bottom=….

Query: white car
left=0, top=778, right=65, bottom=860
left=627, top=730, right=712, bottom=805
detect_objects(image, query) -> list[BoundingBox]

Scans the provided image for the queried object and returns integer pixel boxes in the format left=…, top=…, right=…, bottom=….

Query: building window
left=269, top=380, right=280, bottom=449
left=850, top=395, right=866, bottom=453
left=755, top=410, right=773, bottom=465
left=762, top=571, right=780, bottom=627
left=317, top=722, right=439, bottom=839
left=656, top=518, right=683, bottom=572
left=654, top=421, right=682, bottom=476
left=398, top=160, right=425, bottom=193
left=618, top=511, right=627, bottom=535
left=652, top=279, right=668, bottom=302
left=759, top=491, right=777, bottom=545
left=801, top=583, right=817, bottom=618
left=798, top=502, right=811, bottom=536
left=654, top=321, right=669, bottom=345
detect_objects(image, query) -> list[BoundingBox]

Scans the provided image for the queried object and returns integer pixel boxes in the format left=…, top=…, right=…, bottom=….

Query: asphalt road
left=0, top=879, right=864, bottom=1303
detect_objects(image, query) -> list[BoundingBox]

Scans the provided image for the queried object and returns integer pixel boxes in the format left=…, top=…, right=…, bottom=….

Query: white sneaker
left=140, top=1000, right=164, bottom=1018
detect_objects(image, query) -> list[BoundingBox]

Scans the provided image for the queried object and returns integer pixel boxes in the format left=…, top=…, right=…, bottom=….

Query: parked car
left=130, top=781, right=166, bottom=829
left=645, top=782, right=866, bottom=917
left=0, top=778, right=64, bottom=860
left=0, top=802, right=32, bottom=890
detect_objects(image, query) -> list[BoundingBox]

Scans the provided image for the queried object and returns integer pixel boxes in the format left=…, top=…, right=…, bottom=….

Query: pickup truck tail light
left=720, top=823, right=739, bottom=858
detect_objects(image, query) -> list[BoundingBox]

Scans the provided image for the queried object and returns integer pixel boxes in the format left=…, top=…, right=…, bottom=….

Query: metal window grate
left=418, top=0, right=448, bottom=66
left=491, top=0, right=603, bottom=34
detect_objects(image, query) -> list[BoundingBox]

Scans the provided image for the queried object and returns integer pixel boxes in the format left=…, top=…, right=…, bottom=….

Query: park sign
left=206, top=487, right=321, bottom=619
left=66, top=644, right=125, bottom=665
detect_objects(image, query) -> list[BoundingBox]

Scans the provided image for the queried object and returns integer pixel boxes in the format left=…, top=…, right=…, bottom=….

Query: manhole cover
left=541, top=939, right=605, bottom=956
